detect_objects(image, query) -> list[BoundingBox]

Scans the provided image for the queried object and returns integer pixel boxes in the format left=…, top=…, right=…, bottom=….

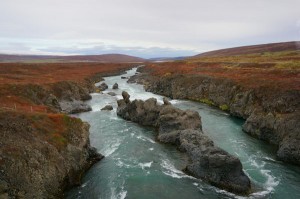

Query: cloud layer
left=0, top=0, right=299, bottom=58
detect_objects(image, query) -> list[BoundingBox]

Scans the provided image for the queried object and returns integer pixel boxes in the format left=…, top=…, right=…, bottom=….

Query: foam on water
left=102, top=141, right=121, bottom=157
left=138, top=161, right=153, bottom=169
left=249, top=155, right=266, bottom=169
left=116, top=160, right=132, bottom=169
left=118, top=190, right=127, bottom=199
left=136, top=135, right=155, bottom=143
left=261, top=169, right=280, bottom=192
left=161, top=159, right=195, bottom=179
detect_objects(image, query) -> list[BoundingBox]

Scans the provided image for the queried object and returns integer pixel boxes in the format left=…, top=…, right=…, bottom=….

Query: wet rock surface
left=97, top=82, right=108, bottom=91
left=107, top=92, right=116, bottom=96
left=112, top=83, right=118, bottom=89
left=101, top=105, right=113, bottom=111
left=117, top=92, right=251, bottom=194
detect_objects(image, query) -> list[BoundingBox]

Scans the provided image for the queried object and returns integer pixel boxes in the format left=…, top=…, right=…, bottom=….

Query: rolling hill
left=191, top=41, right=300, bottom=58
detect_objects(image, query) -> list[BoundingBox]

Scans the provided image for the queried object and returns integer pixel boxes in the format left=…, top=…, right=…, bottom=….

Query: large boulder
left=122, top=91, right=130, bottom=104
left=112, top=83, right=118, bottom=89
left=117, top=94, right=251, bottom=195
left=101, top=105, right=113, bottom=111
left=97, top=82, right=108, bottom=91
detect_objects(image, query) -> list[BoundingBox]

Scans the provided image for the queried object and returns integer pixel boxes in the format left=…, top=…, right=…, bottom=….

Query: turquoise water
left=66, top=68, right=300, bottom=199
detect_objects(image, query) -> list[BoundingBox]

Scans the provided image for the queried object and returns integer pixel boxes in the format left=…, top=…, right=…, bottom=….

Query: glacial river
left=66, top=68, right=300, bottom=199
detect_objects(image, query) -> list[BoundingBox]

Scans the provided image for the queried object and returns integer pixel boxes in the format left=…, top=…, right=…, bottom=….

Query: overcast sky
left=0, top=0, right=299, bottom=58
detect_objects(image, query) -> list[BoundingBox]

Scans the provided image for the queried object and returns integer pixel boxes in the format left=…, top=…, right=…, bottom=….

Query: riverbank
left=0, top=63, right=135, bottom=198
left=128, top=54, right=300, bottom=166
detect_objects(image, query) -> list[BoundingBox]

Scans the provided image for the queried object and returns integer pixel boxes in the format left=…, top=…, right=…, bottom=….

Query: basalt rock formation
left=117, top=91, right=251, bottom=194
left=0, top=110, right=103, bottom=198
left=129, top=68, right=300, bottom=166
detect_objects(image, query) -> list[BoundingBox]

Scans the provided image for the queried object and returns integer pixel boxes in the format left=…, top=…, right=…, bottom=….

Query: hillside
left=0, top=53, right=145, bottom=63
left=191, top=41, right=299, bottom=58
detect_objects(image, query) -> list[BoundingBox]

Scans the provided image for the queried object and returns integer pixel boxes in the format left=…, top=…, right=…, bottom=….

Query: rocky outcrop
left=50, top=81, right=92, bottom=102
left=97, top=82, right=108, bottom=91
left=59, top=100, right=92, bottom=114
left=101, top=105, right=113, bottom=111
left=112, top=83, right=118, bottom=89
left=117, top=92, right=251, bottom=194
left=48, top=81, right=95, bottom=114
left=0, top=110, right=103, bottom=198
left=130, top=70, right=300, bottom=166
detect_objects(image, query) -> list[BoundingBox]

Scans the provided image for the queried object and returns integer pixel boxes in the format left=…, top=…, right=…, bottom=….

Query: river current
left=66, top=68, right=300, bottom=199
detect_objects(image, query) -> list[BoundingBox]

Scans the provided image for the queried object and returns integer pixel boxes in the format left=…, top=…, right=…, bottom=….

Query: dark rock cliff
left=0, top=111, right=103, bottom=198
left=129, top=69, right=300, bottom=166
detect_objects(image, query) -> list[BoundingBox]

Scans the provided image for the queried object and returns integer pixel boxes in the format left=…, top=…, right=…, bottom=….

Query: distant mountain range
left=1, top=41, right=299, bottom=63
left=0, top=53, right=145, bottom=63
left=148, top=56, right=188, bottom=62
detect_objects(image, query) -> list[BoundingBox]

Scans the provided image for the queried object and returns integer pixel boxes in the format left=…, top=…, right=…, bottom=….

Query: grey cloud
left=0, top=0, right=299, bottom=57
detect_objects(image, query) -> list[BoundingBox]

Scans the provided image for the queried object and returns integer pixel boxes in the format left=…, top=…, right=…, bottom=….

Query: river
left=66, top=68, right=300, bottom=199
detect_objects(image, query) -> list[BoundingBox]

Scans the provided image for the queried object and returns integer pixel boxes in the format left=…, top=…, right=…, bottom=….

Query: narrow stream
left=66, top=68, right=300, bottom=199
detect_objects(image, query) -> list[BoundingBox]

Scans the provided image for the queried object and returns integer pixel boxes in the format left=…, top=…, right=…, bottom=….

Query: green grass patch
left=199, top=98, right=215, bottom=106
left=219, top=104, right=229, bottom=111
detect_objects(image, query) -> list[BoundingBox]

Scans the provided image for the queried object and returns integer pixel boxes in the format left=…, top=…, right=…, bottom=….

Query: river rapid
left=66, top=68, right=300, bottom=199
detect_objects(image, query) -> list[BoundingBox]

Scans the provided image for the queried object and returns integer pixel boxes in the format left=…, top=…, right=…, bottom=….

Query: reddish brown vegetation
left=0, top=62, right=134, bottom=84
left=192, top=41, right=299, bottom=58
left=145, top=60, right=300, bottom=90
left=0, top=62, right=134, bottom=113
